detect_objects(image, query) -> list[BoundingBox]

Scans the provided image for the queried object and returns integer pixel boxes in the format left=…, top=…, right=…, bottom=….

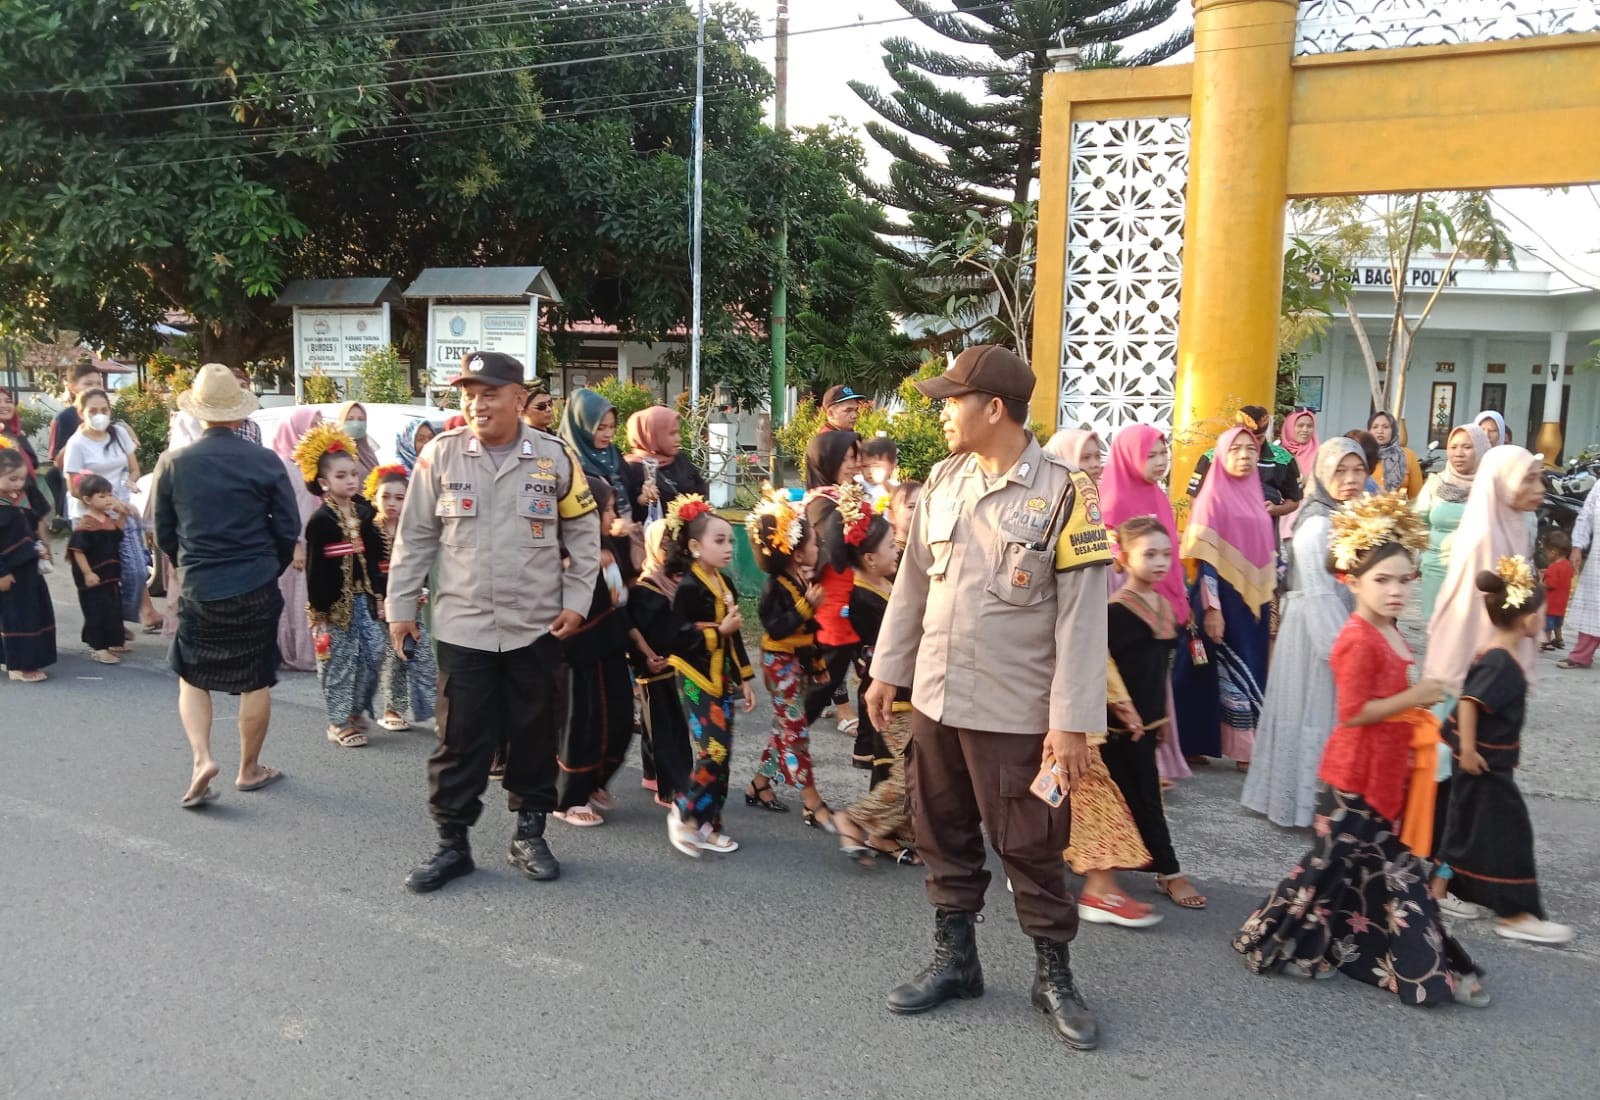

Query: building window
left=1480, top=382, right=1506, bottom=413
left=552, top=345, right=620, bottom=398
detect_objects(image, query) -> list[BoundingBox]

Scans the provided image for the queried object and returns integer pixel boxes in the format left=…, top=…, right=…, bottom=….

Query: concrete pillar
left=616, top=344, right=631, bottom=385
left=1170, top=0, right=1299, bottom=500
left=1536, top=331, right=1569, bottom=464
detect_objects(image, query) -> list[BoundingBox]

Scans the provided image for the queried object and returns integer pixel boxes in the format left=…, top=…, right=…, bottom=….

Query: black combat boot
left=405, top=824, right=474, bottom=893
left=885, top=909, right=984, bottom=1015
left=507, top=811, right=561, bottom=881
left=1031, top=938, right=1099, bottom=1050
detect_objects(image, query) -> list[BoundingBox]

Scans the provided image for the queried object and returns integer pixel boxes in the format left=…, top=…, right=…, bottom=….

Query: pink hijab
left=1101, top=424, right=1187, bottom=623
left=271, top=407, right=323, bottom=461
left=1423, top=445, right=1541, bottom=689
left=1181, top=426, right=1277, bottom=617
left=1277, top=409, right=1319, bottom=539
left=626, top=406, right=681, bottom=464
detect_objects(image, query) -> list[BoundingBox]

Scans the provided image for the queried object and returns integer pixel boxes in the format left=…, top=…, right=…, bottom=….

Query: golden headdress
left=833, top=482, right=872, bottom=547
left=746, top=488, right=805, bottom=558
left=291, top=421, right=359, bottom=485
left=364, top=463, right=410, bottom=503
left=665, top=493, right=713, bottom=537
left=1329, top=490, right=1429, bottom=572
left=1495, top=555, right=1537, bottom=610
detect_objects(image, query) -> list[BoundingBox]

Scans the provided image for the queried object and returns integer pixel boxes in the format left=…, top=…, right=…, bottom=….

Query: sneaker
left=666, top=810, right=702, bottom=859
left=1495, top=917, right=1576, bottom=945
left=695, top=824, right=739, bottom=854
left=1078, top=892, right=1163, bottom=929
left=1437, top=894, right=1488, bottom=921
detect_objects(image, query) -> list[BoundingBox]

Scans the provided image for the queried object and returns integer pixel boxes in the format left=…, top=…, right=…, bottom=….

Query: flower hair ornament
left=0, top=433, right=13, bottom=450
left=364, top=463, right=409, bottom=502
left=1329, top=490, right=1429, bottom=573
left=747, top=489, right=804, bottom=557
left=291, top=421, right=359, bottom=485
left=1495, top=555, right=1537, bottom=609
left=834, top=482, right=873, bottom=547
left=665, top=493, right=713, bottom=538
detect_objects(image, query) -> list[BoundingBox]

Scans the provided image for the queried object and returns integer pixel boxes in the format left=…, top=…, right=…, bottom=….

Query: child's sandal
left=327, top=725, right=368, bottom=748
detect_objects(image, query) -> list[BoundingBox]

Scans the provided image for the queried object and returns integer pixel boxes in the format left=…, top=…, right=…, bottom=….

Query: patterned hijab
left=396, top=417, right=439, bottom=472
left=1181, top=426, right=1278, bottom=617
left=1424, top=445, right=1542, bottom=689
left=559, top=387, right=627, bottom=504
left=1100, top=424, right=1186, bottom=624
left=1368, top=411, right=1408, bottom=493
left=1436, top=423, right=1490, bottom=504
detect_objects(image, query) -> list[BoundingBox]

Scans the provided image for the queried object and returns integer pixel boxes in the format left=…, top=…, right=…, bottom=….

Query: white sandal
left=553, top=804, right=604, bottom=827
left=377, top=713, right=411, bottom=731
left=327, top=725, right=368, bottom=748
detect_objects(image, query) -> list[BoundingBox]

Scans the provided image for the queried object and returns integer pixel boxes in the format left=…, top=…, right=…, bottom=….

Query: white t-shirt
left=61, top=423, right=136, bottom=518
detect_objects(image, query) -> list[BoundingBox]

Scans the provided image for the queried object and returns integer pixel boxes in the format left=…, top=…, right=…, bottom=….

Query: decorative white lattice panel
left=1296, top=0, right=1600, bottom=56
left=1059, top=116, right=1189, bottom=436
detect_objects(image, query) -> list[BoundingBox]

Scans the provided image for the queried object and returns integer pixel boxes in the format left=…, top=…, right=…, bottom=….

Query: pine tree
left=850, top=0, right=1189, bottom=340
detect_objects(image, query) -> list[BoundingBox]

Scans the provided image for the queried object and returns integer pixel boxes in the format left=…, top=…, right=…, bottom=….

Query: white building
left=1293, top=249, right=1600, bottom=461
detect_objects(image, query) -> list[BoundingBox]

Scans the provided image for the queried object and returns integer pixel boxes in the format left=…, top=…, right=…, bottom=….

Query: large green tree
left=0, top=0, right=890, bottom=407
left=850, top=0, right=1188, bottom=350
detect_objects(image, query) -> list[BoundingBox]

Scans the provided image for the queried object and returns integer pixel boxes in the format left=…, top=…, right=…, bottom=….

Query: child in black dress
left=0, top=446, right=55, bottom=682
left=1106, top=517, right=1206, bottom=909
left=628, top=520, right=699, bottom=808
left=1438, top=561, right=1574, bottom=945
left=67, top=473, right=126, bottom=664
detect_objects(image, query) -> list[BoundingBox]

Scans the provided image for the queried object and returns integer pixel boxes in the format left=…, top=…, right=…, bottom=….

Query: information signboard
left=294, top=310, right=387, bottom=376
left=428, top=306, right=532, bottom=383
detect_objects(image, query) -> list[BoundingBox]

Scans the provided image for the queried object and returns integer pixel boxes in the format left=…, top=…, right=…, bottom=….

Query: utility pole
left=689, top=0, right=706, bottom=403
left=770, top=0, right=790, bottom=426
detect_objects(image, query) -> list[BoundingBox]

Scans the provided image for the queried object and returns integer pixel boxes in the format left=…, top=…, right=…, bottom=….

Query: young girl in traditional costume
left=664, top=496, right=756, bottom=857
left=0, top=445, right=55, bottom=682
left=629, top=520, right=698, bottom=808
left=1436, top=559, right=1575, bottom=946
left=295, top=424, right=388, bottom=749
left=1234, top=493, right=1489, bottom=1007
left=367, top=464, right=437, bottom=732
left=1105, top=517, right=1206, bottom=911
left=835, top=513, right=921, bottom=866
left=743, top=490, right=835, bottom=828
left=68, top=473, right=127, bottom=664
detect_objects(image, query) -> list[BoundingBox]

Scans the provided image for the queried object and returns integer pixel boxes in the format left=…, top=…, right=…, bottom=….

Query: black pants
left=1098, top=731, right=1180, bottom=876
left=429, top=636, right=561, bottom=828
left=803, top=643, right=858, bottom=725
left=639, top=676, right=693, bottom=802
left=42, top=465, right=67, bottom=526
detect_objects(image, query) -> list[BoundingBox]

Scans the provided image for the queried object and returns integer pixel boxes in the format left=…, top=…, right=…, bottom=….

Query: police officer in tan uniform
left=388, top=351, right=600, bottom=892
left=865, top=345, right=1111, bottom=1050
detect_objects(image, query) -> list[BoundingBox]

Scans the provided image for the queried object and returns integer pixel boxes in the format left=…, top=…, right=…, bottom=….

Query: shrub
left=303, top=370, right=341, bottom=404
left=16, top=401, right=50, bottom=440
left=112, top=385, right=173, bottom=472
left=356, top=345, right=412, bottom=405
left=591, top=377, right=658, bottom=433
left=774, top=359, right=951, bottom=483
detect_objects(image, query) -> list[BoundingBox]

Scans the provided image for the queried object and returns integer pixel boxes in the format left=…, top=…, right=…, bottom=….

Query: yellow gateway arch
left=1029, top=0, right=1600, bottom=494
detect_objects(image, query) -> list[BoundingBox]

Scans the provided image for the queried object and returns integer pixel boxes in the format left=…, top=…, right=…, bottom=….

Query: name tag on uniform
left=1000, top=499, right=1051, bottom=544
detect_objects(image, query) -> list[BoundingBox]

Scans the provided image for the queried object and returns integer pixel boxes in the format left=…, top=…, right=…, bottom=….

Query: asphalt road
left=3, top=572, right=1595, bottom=1100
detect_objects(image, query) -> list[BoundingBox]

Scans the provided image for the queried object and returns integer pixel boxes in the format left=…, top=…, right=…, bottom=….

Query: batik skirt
left=846, top=709, right=915, bottom=850
left=757, top=650, right=815, bottom=790
left=379, top=620, right=437, bottom=723
left=315, top=596, right=384, bottom=726
left=674, top=678, right=738, bottom=831
left=1233, top=785, right=1480, bottom=1005
left=1064, top=747, right=1152, bottom=874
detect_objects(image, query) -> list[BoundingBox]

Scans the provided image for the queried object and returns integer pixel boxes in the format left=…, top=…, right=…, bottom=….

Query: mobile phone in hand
left=1030, top=763, right=1064, bottom=807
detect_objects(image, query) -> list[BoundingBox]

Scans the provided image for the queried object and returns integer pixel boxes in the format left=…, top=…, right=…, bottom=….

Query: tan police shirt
left=386, top=424, right=600, bottom=652
left=871, top=435, right=1110, bottom=735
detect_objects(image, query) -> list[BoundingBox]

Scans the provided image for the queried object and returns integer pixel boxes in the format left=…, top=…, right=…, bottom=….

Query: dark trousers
left=906, top=710, right=1076, bottom=942
left=804, top=643, right=858, bottom=724
left=1099, top=732, right=1180, bottom=876
left=429, top=636, right=560, bottom=828
left=639, top=677, right=693, bottom=802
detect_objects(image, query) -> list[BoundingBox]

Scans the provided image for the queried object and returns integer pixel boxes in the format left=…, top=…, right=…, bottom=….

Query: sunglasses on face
left=528, top=400, right=553, bottom=411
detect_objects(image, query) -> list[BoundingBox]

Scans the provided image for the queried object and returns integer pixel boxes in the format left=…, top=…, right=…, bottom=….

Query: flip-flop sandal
left=1557, top=659, right=1591, bottom=670
left=179, top=785, right=220, bottom=809
left=553, top=805, right=605, bottom=827
left=589, top=790, right=614, bottom=812
left=236, top=768, right=284, bottom=792
left=837, top=718, right=860, bottom=735
left=377, top=714, right=411, bottom=731
left=327, top=726, right=368, bottom=748
left=7, top=670, right=47, bottom=682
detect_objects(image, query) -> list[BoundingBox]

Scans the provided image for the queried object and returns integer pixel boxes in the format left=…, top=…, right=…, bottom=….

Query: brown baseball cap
left=914, top=344, right=1035, bottom=403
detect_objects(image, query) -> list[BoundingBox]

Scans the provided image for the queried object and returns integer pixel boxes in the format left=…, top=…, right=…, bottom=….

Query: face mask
left=344, top=421, right=367, bottom=440
left=88, top=413, right=111, bottom=432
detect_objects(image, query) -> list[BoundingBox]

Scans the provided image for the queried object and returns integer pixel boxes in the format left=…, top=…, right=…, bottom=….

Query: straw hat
left=177, top=362, right=261, bottom=423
